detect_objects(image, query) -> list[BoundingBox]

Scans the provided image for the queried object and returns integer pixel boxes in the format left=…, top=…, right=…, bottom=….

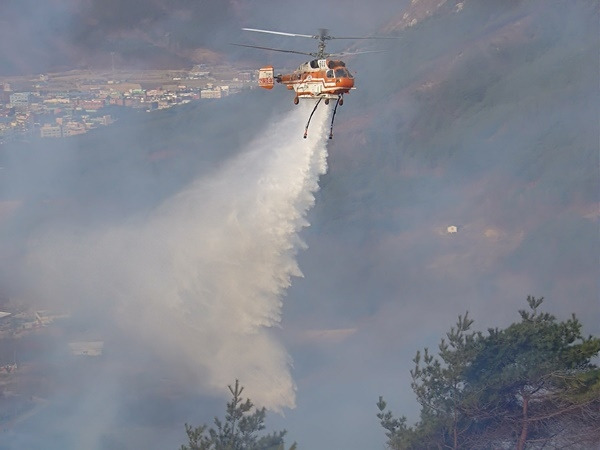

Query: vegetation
left=180, top=379, right=297, bottom=450
left=378, top=296, right=600, bottom=449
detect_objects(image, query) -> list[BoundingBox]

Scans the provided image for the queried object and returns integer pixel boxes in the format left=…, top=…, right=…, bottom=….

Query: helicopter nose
left=338, top=77, right=354, bottom=89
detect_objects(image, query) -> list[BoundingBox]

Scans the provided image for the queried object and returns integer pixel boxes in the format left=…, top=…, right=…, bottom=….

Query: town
left=0, top=64, right=259, bottom=427
left=0, top=64, right=257, bottom=143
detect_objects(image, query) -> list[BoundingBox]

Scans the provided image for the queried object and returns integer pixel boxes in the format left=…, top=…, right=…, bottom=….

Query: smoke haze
left=22, top=104, right=330, bottom=412
left=0, top=1, right=598, bottom=449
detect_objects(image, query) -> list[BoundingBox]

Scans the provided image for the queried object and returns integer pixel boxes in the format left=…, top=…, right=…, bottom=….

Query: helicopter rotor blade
left=242, top=27, right=401, bottom=41
left=242, top=28, right=315, bottom=39
left=239, top=27, right=401, bottom=59
left=230, top=42, right=314, bottom=57
left=328, top=50, right=386, bottom=57
left=328, top=35, right=402, bottom=40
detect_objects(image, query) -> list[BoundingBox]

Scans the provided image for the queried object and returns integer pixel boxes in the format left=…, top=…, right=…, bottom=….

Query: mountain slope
left=302, top=0, right=599, bottom=322
left=0, top=0, right=239, bottom=74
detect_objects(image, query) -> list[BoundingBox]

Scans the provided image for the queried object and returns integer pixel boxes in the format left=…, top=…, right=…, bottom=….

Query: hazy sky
left=0, top=0, right=406, bottom=74
left=1, top=1, right=598, bottom=450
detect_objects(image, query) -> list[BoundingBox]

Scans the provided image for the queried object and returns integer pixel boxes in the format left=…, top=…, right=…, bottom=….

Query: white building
left=201, top=87, right=222, bottom=99
left=40, top=124, right=62, bottom=138
left=9, top=92, right=32, bottom=108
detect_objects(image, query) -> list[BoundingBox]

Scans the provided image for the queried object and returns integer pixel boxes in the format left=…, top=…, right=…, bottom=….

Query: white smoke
left=23, top=102, right=331, bottom=411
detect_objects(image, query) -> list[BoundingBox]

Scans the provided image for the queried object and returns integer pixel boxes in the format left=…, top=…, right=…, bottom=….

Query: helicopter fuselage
left=260, top=59, right=354, bottom=101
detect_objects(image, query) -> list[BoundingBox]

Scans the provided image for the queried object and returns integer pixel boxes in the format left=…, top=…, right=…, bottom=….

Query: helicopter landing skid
left=329, top=95, right=342, bottom=140
left=303, top=95, right=343, bottom=139
left=304, top=97, right=323, bottom=139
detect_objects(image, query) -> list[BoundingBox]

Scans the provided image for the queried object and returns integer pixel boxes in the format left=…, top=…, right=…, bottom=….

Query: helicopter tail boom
left=258, top=66, right=275, bottom=90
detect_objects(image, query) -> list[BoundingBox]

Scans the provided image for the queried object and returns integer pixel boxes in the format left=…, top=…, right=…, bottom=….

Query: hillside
left=0, top=0, right=239, bottom=75
left=279, top=5, right=598, bottom=445
left=302, top=0, right=599, bottom=322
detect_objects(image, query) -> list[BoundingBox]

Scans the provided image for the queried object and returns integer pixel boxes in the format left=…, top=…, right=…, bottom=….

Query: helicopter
left=233, top=27, right=393, bottom=139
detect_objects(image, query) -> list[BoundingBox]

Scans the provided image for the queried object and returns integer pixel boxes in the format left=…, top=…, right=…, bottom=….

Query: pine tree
left=378, top=297, right=600, bottom=449
left=181, top=380, right=296, bottom=450
left=463, top=296, right=600, bottom=449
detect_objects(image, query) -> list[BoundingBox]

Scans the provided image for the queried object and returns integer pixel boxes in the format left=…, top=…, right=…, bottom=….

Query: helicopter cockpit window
left=326, top=69, right=334, bottom=78
left=327, top=60, right=346, bottom=69
left=335, top=68, right=348, bottom=78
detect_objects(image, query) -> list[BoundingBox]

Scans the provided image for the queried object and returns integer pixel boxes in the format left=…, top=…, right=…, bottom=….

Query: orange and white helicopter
left=234, top=27, right=392, bottom=138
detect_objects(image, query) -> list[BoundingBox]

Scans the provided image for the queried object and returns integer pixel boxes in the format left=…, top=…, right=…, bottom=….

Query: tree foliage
left=181, top=380, right=297, bottom=450
left=378, top=297, right=600, bottom=449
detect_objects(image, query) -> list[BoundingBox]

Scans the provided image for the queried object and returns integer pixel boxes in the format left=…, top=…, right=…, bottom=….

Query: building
left=201, top=87, right=222, bottom=99
left=190, top=65, right=210, bottom=78
left=62, top=121, right=86, bottom=137
left=40, top=124, right=62, bottom=138
left=237, top=72, right=252, bottom=82
left=98, top=115, right=112, bottom=126
left=9, top=92, right=32, bottom=109
left=1, top=83, right=11, bottom=104
left=79, top=99, right=105, bottom=111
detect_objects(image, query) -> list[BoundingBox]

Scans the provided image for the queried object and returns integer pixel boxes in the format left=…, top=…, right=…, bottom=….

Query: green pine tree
left=378, top=297, right=600, bottom=449
left=181, top=380, right=297, bottom=450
